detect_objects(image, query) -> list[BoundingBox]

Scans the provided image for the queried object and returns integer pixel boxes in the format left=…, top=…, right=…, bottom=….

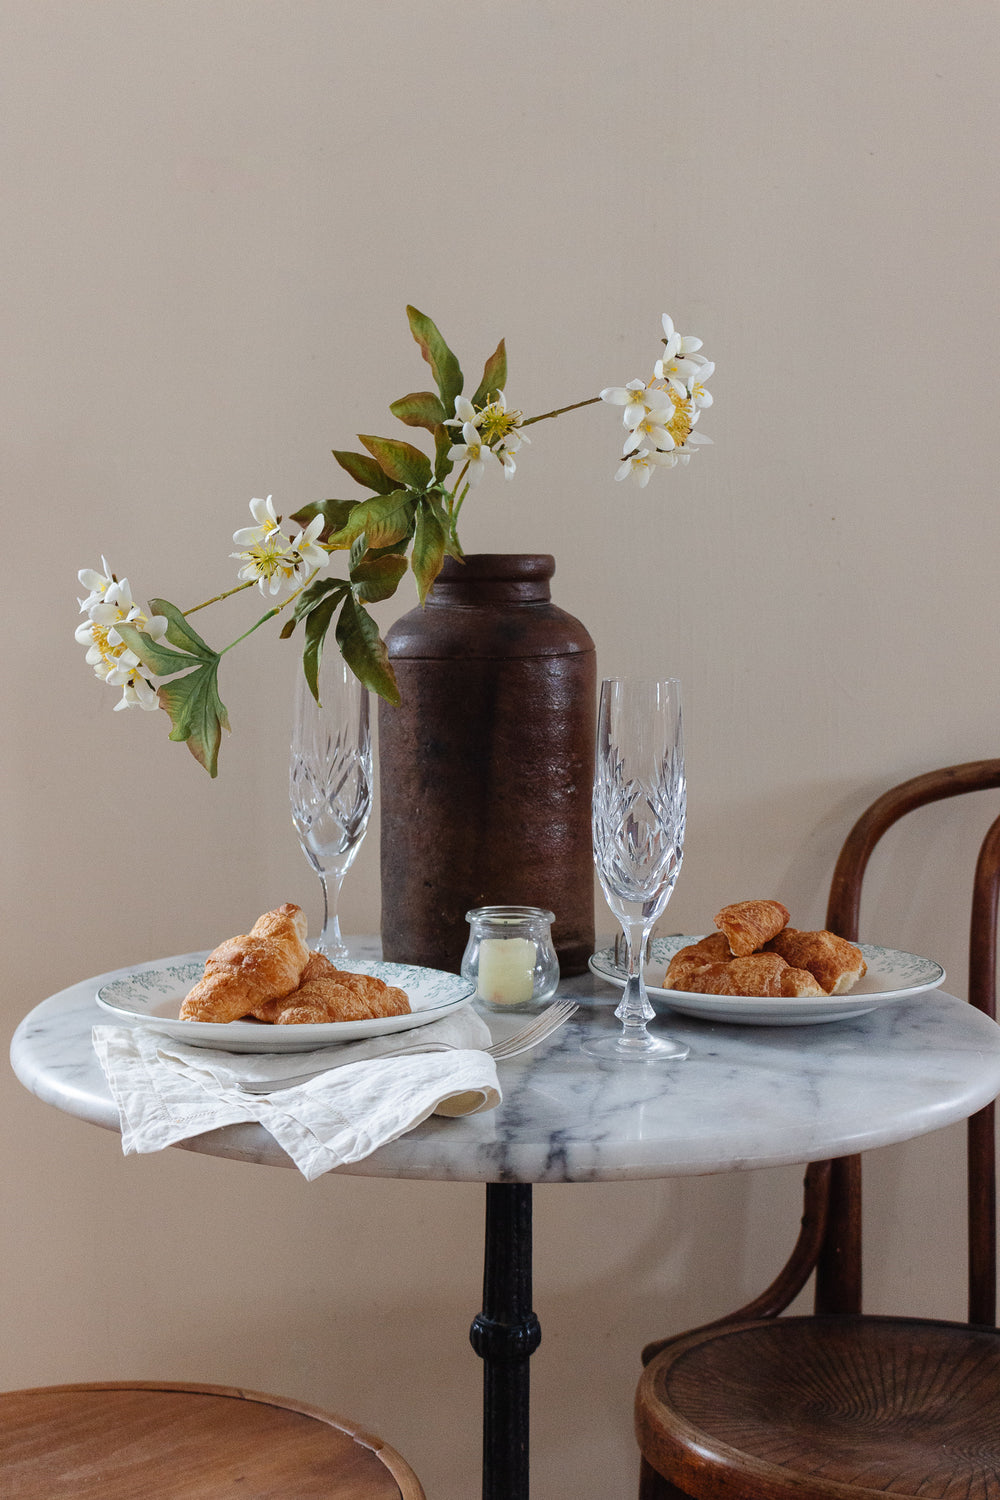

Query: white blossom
left=614, top=449, right=677, bottom=488
left=283, top=515, right=330, bottom=587
left=445, top=395, right=480, bottom=429
left=655, top=313, right=708, bottom=391
left=232, top=494, right=282, bottom=549
left=75, top=570, right=168, bottom=711
left=623, top=411, right=675, bottom=457
left=688, top=361, right=715, bottom=411
left=600, top=379, right=673, bottom=430
left=447, top=421, right=490, bottom=486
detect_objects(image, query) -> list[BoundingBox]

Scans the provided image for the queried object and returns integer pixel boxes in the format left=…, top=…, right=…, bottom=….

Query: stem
left=452, top=479, right=472, bottom=526
left=185, top=580, right=255, bottom=613
left=614, top=918, right=656, bottom=1031
left=218, top=569, right=320, bottom=655
left=521, top=395, right=601, bottom=427
left=446, top=462, right=471, bottom=515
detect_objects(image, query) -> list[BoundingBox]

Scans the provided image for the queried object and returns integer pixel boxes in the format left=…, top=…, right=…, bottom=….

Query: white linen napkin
left=92, top=1005, right=500, bottom=1181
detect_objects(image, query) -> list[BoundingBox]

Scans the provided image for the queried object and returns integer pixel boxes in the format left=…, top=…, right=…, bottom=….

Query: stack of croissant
left=178, top=904, right=411, bottom=1024
left=665, top=900, right=867, bottom=999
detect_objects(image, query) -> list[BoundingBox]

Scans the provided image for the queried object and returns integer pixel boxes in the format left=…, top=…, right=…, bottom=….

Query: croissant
left=765, top=928, right=867, bottom=996
left=665, top=932, right=733, bottom=988
left=255, top=951, right=411, bottom=1025
left=714, top=899, right=790, bottom=957
left=670, top=952, right=824, bottom=999
left=179, top=903, right=310, bottom=1023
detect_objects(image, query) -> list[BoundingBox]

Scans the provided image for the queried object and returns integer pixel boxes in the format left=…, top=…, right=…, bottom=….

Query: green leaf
left=471, top=338, right=507, bottom=409
left=116, top=614, right=230, bottom=776
left=157, top=661, right=230, bottom=777
left=114, top=622, right=207, bottom=679
left=147, top=598, right=216, bottom=661
left=411, top=501, right=446, bottom=604
left=325, top=489, right=415, bottom=551
left=433, top=422, right=455, bottom=482
left=333, top=448, right=398, bottom=496
left=406, top=306, right=464, bottom=412
left=350, top=551, right=408, bottom=603
left=335, top=594, right=400, bottom=704
left=301, top=590, right=341, bottom=702
left=389, top=390, right=447, bottom=432
left=293, top=576, right=349, bottom=624
left=290, top=498, right=358, bottom=542
left=358, top=434, right=432, bottom=491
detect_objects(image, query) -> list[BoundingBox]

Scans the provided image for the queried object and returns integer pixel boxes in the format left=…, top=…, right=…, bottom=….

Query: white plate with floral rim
left=588, top=936, right=945, bottom=1026
left=96, top=954, right=475, bottom=1052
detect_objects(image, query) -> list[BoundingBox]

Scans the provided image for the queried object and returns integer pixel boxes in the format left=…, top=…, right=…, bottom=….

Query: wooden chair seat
left=0, top=1381, right=426, bottom=1499
left=637, top=1315, right=1000, bottom=1498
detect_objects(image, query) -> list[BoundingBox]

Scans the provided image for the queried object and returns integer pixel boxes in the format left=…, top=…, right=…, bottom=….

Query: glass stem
left=615, top=918, right=655, bottom=1033
left=316, top=869, right=347, bottom=957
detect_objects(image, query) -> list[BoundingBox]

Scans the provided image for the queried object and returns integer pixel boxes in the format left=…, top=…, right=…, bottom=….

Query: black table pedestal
left=470, top=1182, right=540, bottom=1499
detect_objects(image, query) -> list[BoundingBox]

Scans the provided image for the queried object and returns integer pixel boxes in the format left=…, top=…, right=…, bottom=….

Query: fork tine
left=486, top=999, right=578, bottom=1059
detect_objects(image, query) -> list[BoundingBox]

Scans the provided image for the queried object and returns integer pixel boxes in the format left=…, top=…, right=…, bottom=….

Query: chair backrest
left=820, top=760, right=1000, bottom=1326
left=639, top=761, right=1000, bottom=1370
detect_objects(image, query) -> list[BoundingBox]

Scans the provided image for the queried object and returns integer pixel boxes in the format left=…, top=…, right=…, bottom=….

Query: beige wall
left=3, top=2, right=999, bottom=1494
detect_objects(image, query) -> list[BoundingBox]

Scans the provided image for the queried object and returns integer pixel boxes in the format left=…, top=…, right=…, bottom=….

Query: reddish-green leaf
left=156, top=663, right=230, bottom=778
left=351, top=552, right=409, bottom=603
left=389, top=390, right=447, bottom=432
left=332, top=449, right=398, bottom=495
left=405, top=306, right=464, bottom=412
left=326, top=489, right=414, bottom=550
left=359, top=434, right=432, bottom=490
left=410, top=501, right=446, bottom=604
left=471, top=338, right=507, bottom=409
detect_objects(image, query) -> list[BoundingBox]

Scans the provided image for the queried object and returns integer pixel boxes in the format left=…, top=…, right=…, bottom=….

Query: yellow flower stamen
left=477, top=397, right=523, bottom=447
left=667, top=390, right=694, bottom=448
left=89, top=622, right=124, bottom=669
left=245, top=534, right=290, bottom=583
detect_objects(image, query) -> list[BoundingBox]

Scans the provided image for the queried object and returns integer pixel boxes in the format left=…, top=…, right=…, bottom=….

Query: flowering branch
left=76, top=306, right=714, bottom=774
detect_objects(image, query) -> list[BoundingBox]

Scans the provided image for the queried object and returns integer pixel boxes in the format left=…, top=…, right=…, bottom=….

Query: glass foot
left=582, top=1029, right=689, bottom=1062
left=314, top=935, right=349, bottom=963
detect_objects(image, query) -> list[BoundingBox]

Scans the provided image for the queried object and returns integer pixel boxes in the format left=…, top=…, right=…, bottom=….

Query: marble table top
left=12, top=942, right=1000, bottom=1183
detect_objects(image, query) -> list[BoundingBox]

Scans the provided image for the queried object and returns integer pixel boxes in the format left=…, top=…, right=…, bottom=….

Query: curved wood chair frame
left=635, top=759, right=1000, bottom=1500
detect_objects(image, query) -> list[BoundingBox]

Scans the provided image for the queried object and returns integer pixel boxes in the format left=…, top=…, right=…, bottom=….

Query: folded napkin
left=92, top=1006, right=500, bottom=1181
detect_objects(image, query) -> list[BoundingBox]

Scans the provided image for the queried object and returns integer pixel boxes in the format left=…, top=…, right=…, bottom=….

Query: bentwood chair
left=635, top=759, right=1000, bottom=1500
left=0, top=1380, right=426, bottom=1498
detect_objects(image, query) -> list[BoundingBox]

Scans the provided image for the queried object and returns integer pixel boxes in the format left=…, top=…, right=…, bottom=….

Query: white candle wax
left=476, top=936, right=537, bottom=1005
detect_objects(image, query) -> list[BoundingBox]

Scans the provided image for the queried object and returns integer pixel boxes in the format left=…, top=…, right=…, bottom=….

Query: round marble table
left=12, top=949, right=1000, bottom=1500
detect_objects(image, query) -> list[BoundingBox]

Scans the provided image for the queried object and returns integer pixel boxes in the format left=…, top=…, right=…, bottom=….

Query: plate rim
left=588, top=935, right=945, bottom=1012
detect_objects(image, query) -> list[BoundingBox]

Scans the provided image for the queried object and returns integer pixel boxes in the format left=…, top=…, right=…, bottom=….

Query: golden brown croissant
left=765, top=928, right=867, bottom=995
left=714, top=899, right=790, bottom=956
left=255, top=950, right=411, bottom=1025
left=670, top=952, right=824, bottom=998
left=665, top=932, right=733, bottom=988
left=179, top=903, right=310, bottom=1022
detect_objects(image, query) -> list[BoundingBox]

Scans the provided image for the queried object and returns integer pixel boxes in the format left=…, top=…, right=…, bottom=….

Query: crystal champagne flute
left=289, top=651, right=373, bottom=962
left=584, top=676, right=689, bottom=1061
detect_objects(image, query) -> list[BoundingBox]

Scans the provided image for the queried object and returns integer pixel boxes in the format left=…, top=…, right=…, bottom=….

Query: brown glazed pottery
left=378, top=554, right=596, bottom=975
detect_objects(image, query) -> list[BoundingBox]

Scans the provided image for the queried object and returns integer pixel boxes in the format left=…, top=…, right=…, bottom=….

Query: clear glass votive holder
left=462, top=905, right=560, bottom=1012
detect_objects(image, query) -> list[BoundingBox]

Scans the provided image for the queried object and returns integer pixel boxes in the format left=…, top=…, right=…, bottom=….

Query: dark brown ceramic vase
left=378, top=554, right=596, bottom=975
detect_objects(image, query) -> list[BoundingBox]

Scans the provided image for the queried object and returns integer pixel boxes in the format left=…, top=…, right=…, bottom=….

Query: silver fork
left=236, top=998, right=579, bottom=1093
left=485, top=999, right=579, bottom=1060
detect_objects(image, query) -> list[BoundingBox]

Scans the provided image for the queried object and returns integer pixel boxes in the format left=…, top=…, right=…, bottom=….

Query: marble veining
left=11, top=944, right=1000, bottom=1184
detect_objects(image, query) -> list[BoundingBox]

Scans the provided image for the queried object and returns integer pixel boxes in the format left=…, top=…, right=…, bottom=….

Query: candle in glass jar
left=476, top=936, right=536, bottom=1006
